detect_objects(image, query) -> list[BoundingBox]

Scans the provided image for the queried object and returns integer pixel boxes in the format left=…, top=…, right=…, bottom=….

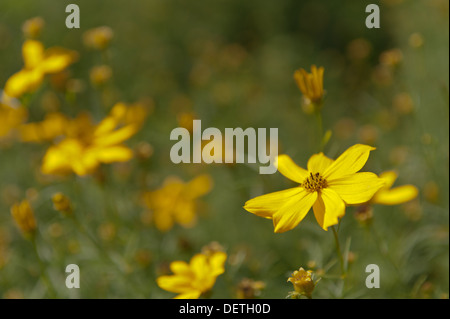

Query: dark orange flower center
left=302, top=172, right=327, bottom=192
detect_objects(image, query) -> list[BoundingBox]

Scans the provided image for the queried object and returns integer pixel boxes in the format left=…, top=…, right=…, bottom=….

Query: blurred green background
left=0, top=0, right=448, bottom=298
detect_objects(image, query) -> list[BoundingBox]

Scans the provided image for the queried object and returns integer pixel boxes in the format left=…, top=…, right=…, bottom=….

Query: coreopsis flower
left=157, top=251, right=227, bottom=299
left=4, top=40, right=78, bottom=98
left=371, top=171, right=418, bottom=205
left=244, top=144, right=384, bottom=232
left=11, top=200, right=37, bottom=237
left=143, top=175, right=213, bottom=232
left=41, top=103, right=146, bottom=176
left=0, top=101, right=27, bottom=140
left=83, top=26, right=113, bottom=50
left=294, top=65, right=325, bottom=108
left=287, top=267, right=318, bottom=299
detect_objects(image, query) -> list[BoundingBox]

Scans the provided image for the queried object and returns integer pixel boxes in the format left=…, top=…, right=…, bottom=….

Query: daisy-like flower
left=294, top=65, right=325, bottom=106
left=157, top=251, right=227, bottom=299
left=244, top=144, right=384, bottom=232
left=143, top=174, right=213, bottom=232
left=4, top=40, right=78, bottom=98
left=41, top=102, right=147, bottom=176
left=371, top=171, right=418, bottom=205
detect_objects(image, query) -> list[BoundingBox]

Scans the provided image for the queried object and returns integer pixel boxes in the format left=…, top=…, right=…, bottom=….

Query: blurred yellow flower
left=157, top=251, right=227, bottom=299
left=236, top=278, right=266, bottom=299
left=89, top=65, right=112, bottom=86
left=0, top=102, right=27, bottom=140
left=143, top=175, right=213, bottom=232
left=294, top=65, right=325, bottom=106
left=4, top=40, right=78, bottom=98
left=19, top=112, right=68, bottom=143
left=83, top=26, right=113, bottom=50
left=22, top=17, right=45, bottom=39
left=52, top=192, right=72, bottom=215
left=371, top=171, right=418, bottom=205
left=41, top=103, right=146, bottom=176
left=287, top=267, right=316, bottom=298
left=244, top=144, right=384, bottom=232
left=11, top=200, right=37, bottom=237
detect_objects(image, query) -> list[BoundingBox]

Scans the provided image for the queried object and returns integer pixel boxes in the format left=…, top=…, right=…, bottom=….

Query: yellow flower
left=52, top=193, right=72, bottom=215
left=83, top=26, right=113, bottom=50
left=0, top=101, right=27, bottom=140
left=22, top=17, right=45, bottom=39
left=41, top=103, right=145, bottom=176
left=294, top=65, right=325, bottom=106
left=89, top=65, right=112, bottom=86
left=244, top=144, right=384, bottom=232
left=11, top=200, right=37, bottom=237
left=143, top=174, right=213, bottom=232
left=157, top=251, right=227, bottom=299
left=371, top=171, right=418, bottom=205
left=4, top=40, right=78, bottom=98
left=287, top=267, right=317, bottom=298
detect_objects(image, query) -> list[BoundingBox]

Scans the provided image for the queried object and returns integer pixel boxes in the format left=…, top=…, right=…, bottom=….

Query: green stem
left=331, top=226, right=345, bottom=278
left=30, top=235, right=57, bottom=298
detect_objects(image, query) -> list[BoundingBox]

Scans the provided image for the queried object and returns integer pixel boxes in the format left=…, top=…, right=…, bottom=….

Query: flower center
left=302, top=172, right=327, bottom=192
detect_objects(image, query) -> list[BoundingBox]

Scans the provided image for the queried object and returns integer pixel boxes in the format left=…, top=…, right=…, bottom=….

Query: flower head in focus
left=287, top=267, right=318, bottom=299
left=157, top=250, right=227, bottom=299
left=294, top=65, right=325, bottom=112
left=143, top=174, right=213, bottom=232
left=4, top=40, right=78, bottom=98
left=244, top=144, right=384, bottom=232
left=41, top=102, right=147, bottom=176
left=371, top=171, right=418, bottom=205
left=11, top=200, right=37, bottom=238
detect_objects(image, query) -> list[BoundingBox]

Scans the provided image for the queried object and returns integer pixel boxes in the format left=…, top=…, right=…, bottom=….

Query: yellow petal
left=244, top=187, right=303, bottom=219
left=40, top=47, right=78, bottom=73
left=328, top=172, right=385, bottom=205
left=153, top=209, right=174, bottom=232
left=313, top=188, right=345, bottom=231
left=372, top=185, right=418, bottom=205
left=209, top=251, right=227, bottom=277
left=378, top=171, right=398, bottom=189
left=174, top=291, right=202, bottom=299
left=324, top=144, right=376, bottom=180
left=93, top=125, right=137, bottom=147
left=4, top=69, right=44, bottom=98
left=170, top=261, right=193, bottom=276
left=156, top=275, right=194, bottom=294
left=190, top=254, right=209, bottom=279
left=92, top=145, right=134, bottom=163
left=307, top=152, right=334, bottom=174
left=272, top=189, right=317, bottom=233
left=276, top=154, right=309, bottom=183
left=185, top=174, right=213, bottom=199
left=23, top=40, right=44, bottom=69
